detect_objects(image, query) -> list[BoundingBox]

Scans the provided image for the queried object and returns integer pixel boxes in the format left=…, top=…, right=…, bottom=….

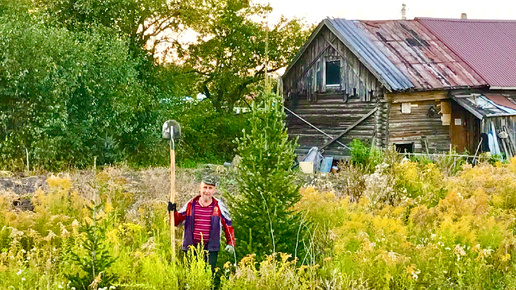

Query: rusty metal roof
left=418, top=18, right=516, bottom=89
left=452, top=93, right=516, bottom=119
left=354, top=20, right=486, bottom=91
left=325, top=18, right=413, bottom=91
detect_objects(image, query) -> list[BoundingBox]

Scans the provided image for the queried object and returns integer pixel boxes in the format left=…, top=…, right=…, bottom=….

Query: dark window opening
left=395, top=143, right=414, bottom=153
left=326, top=61, right=340, bottom=85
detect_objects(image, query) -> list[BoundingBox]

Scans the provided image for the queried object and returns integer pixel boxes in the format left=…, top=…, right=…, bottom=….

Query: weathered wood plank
left=386, top=91, right=448, bottom=103
left=320, top=108, right=378, bottom=149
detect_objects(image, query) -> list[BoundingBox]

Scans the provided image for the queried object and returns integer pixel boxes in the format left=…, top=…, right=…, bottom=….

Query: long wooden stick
left=170, top=139, right=176, bottom=261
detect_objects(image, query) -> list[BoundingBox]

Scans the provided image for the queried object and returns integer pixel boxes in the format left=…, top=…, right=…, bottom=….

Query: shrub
left=393, top=161, right=446, bottom=206
left=180, top=244, right=213, bottom=290
left=349, top=139, right=383, bottom=172
left=434, top=149, right=467, bottom=176
left=293, top=187, right=350, bottom=264
left=174, top=100, right=248, bottom=166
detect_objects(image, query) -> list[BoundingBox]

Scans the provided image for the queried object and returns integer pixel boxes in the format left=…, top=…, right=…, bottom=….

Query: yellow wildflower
left=500, top=253, right=511, bottom=262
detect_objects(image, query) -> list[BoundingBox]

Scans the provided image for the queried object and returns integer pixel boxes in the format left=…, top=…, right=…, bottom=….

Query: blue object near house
left=320, top=156, right=334, bottom=173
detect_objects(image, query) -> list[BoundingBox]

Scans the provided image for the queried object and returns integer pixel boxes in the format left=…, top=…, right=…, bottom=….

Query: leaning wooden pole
left=162, top=120, right=180, bottom=264
left=169, top=137, right=176, bottom=262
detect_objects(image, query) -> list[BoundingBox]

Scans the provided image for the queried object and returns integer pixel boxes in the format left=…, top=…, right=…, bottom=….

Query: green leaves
left=181, top=0, right=310, bottom=113
left=35, top=0, right=181, bottom=54
left=0, top=0, right=310, bottom=170
left=0, top=8, right=168, bottom=170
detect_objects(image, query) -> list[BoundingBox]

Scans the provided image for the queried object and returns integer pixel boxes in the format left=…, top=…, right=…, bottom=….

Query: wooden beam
left=285, top=42, right=331, bottom=95
left=320, top=108, right=377, bottom=149
left=284, top=107, right=349, bottom=149
left=386, top=91, right=448, bottom=103
left=323, top=35, right=352, bottom=64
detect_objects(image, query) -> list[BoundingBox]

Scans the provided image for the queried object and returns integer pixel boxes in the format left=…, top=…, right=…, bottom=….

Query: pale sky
left=155, top=0, right=516, bottom=62
left=256, top=0, right=516, bottom=24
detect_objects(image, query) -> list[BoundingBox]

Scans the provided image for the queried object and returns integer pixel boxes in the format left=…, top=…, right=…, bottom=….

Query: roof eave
left=489, top=86, right=516, bottom=90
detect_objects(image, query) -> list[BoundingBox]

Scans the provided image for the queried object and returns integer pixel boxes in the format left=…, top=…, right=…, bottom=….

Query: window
left=395, top=143, right=414, bottom=153
left=325, top=61, right=340, bottom=85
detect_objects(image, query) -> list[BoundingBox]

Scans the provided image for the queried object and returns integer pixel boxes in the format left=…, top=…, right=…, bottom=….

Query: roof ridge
left=416, top=17, right=516, bottom=23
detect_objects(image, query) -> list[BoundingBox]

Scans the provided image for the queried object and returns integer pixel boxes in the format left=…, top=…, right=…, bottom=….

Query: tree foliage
left=0, top=5, right=181, bottom=170
left=0, top=0, right=310, bottom=170
left=34, top=0, right=186, bottom=56
left=174, top=99, right=248, bottom=166
left=179, top=0, right=310, bottom=113
left=227, top=93, right=304, bottom=260
left=66, top=202, right=118, bottom=289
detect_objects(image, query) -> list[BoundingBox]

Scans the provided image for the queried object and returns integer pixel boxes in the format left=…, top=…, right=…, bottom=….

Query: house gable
left=282, top=20, right=393, bottom=157
left=283, top=18, right=413, bottom=99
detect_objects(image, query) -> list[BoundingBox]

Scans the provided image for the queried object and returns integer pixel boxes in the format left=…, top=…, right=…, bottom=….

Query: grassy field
left=1, top=156, right=516, bottom=289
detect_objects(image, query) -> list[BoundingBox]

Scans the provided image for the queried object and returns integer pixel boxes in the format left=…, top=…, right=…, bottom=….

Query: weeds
left=1, top=157, right=516, bottom=288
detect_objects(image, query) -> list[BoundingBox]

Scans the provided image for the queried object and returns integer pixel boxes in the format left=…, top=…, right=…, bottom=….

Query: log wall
left=282, top=27, right=458, bottom=158
left=285, top=92, right=387, bottom=158
left=387, top=91, right=450, bottom=153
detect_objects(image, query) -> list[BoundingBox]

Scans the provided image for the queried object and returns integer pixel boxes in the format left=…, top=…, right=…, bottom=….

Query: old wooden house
left=282, top=18, right=516, bottom=159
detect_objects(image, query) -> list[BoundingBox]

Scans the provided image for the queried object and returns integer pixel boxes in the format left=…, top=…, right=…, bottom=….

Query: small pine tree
left=228, top=93, right=304, bottom=261
left=66, top=202, right=118, bottom=289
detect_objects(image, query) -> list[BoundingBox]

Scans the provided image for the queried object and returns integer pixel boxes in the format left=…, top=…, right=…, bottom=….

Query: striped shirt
left=193, top=201, right=213, bottom=245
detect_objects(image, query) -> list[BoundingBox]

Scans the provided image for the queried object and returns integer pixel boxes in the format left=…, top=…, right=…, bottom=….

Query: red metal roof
left=355, top=20, right=486, bottom=91
left=418, top=18, right=516, bottom=89
left=486, top=94, right=516, bottom=110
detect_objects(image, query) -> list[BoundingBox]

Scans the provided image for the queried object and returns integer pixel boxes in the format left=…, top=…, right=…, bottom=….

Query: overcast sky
left=256, top=0, right=516, bottom=24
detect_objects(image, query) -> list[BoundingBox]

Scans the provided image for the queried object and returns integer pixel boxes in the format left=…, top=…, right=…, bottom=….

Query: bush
left=393, top=161, right=446, bottom=206
left=349, top=139, right=383, bottom=172
left=175, top=100, right=248, bottom=166
left=221, top=253, right=319, bottom=289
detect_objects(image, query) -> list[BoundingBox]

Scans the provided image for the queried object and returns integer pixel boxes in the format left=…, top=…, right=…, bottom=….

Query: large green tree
left=0, top=0, right=309, bottom=170
left=34, top=0, right=187, bottom=56
left=177, top=0, right=310, bottom=113
left=0, top=4, right=188, bottom=170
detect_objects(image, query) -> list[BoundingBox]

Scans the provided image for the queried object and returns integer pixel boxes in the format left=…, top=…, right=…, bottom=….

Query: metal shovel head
left=162, top=120, right=181, bottom=140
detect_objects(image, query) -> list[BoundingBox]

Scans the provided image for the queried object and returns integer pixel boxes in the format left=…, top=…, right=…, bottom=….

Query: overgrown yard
left=2, top=155, right=516, bottom=289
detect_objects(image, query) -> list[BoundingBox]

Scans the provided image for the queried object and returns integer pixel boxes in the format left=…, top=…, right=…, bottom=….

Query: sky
left=255, top=0, right=516, bottom=24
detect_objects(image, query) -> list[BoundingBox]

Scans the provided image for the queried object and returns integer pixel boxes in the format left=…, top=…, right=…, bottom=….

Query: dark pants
left=207, top=251, right=218, bottom=272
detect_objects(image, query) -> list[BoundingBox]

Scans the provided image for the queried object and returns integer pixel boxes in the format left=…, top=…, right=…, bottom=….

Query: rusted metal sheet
left=486, top=95, right=516, bottom=110
left=355, top=20, right=487, bottom=91
left=326, top=19, right=413, bottom=91
left=451, top=94, right=516, bottom=119
left=418, top=18, right=516, bottom=89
